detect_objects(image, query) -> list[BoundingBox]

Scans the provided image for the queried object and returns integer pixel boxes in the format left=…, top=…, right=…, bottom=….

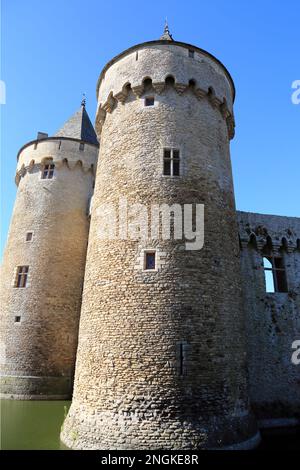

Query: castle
left=1, top=26, right=299, bottom=449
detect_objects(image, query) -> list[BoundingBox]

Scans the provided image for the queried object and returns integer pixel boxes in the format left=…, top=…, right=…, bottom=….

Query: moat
left=1, top=400, right=299, bottom=450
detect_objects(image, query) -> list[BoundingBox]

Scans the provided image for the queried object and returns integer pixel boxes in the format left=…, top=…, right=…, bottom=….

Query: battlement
left=16, top=137, right=98, bottom=185
left=96, top=76, right=235, bottom=139
left=237, top=211, right=300, bottom=251
left=96, top=41, right=235, bottom=139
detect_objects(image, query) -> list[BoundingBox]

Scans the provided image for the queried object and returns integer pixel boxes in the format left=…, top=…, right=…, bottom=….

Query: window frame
left=163, top=148, right=181, bottom=177
left=263, top=255, right=288, bottom=293
left=143, top=250, right=157, bottom=271
left=15, top=266, right=29, bottom=288
left=41, top=163, right=55, bottom=180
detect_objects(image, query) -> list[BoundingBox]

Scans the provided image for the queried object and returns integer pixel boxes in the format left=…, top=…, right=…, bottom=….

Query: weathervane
left=81, top=93, right=86, bottom=107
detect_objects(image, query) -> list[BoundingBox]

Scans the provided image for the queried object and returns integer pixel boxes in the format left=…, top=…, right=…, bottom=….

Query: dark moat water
left=1, top=400, right=299, bottom=450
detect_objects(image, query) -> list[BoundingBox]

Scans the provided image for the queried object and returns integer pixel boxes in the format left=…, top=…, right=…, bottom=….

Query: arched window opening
left=281, top=237, right=289, bottom=252
left=143, top=78, right=152, bottom=91
left=165, top=75, right=175, bottom=87
left=248, top=233, right=257, bottom=249
left=188, top=79, right=196, bottom=88
left=207, top=86, right=215, bottom=97
left=263, top=256, right=288, bottom=293
left=262, top=235, right=273, bottom=256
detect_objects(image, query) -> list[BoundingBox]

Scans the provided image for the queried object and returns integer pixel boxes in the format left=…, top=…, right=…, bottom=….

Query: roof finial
left=164, top=17, right=169, bottom=32
left=81, top=93, right=86, bottom=108
left=160, top=19, right=174, bottom=41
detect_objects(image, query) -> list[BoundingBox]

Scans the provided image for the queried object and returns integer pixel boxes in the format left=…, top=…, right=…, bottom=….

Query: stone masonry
left=0, top=105, right=98, bottom=398
left=61, top=35, right=259, bottom=449
left=238, top=211, right=300, bottom=427
left=1, top=27, right=299, bottom=448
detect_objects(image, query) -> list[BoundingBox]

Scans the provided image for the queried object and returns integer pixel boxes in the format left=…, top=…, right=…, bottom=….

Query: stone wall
left=238, top=211, right=300, bottom=426
left=0, top=138, right=98, bottom=399
left=61, top=41, right=258, bottom=449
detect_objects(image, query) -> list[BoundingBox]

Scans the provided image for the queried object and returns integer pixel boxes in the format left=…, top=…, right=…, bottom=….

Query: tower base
left=61, top=403, right=259, bottom=450
left=0, top=375, right=72, bottom=400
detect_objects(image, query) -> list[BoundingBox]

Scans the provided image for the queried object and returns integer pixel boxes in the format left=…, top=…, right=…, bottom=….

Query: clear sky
left=1, top=0, right=299, bottom=258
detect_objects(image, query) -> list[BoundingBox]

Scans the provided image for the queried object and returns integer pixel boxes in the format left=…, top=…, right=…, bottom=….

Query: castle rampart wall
left=238, top=211, right=300, bottom=426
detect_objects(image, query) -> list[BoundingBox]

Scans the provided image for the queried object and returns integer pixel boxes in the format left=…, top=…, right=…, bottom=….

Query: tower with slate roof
left=0, top=101, right=98, bottom=399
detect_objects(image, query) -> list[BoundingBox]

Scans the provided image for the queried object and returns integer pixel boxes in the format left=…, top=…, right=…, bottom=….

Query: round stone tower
left=0, top=101, right=98, bottom=399
left=61, top=28, right=259, bottom=448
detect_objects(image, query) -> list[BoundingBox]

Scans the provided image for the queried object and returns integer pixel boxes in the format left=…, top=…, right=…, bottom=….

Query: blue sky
left=1, top=0, right=299, bottom=258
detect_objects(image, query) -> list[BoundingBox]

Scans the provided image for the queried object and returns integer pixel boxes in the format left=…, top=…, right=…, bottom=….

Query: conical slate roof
left=55, top=101, right=98, bottom=146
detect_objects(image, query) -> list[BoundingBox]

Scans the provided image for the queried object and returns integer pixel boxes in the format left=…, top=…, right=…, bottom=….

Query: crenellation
left=97, top=78, right=235, bottom=139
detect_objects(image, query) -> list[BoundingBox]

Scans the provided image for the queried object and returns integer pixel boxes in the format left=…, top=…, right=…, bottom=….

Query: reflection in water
left=1, top=399, right=299, bottom=450
left=1, top=400, right=70, bottom=450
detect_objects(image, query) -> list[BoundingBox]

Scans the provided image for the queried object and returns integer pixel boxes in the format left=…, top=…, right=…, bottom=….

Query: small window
left=144, top=97, right=154, bottom=107
left=26, top=232, right=33, bottom=242
left=188, top=49, right=194, bottom=58
left=263, top=256, right=288, bottom=293
left=79, top=142, right=85, bottom=151
left=34, top=142, right=38, bottom=150
left=41, top=163, right=55, bottom=179
left=58, top=141, right=62, bottom=150
left=15, top=316, right=21, bottom=323
left=136, top=51, right=138, bottom=61
left=163, top=148, right=180, bottom=176
left=144, top=252, right=156, bottom=270
left=15, top=266, right=29, bottom=288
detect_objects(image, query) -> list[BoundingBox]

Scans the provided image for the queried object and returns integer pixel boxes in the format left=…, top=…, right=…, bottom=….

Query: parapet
left=95, top=40, right=235, bottom=139
left=237, top=211, right=300, bottom=252
left=15, top=137, right=98, bottom=186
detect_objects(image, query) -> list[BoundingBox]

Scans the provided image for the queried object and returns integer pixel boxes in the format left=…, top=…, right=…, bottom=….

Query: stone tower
left=61, top=28, right=259, bottom=449
left=0, top=102, right=98, bottom=399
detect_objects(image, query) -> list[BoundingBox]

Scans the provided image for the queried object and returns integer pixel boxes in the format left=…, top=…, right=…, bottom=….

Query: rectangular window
left=41, top=163, right=55, bottom=179
left=79, top=142, right=85, bottom=151
left=15, top=266, right=29, bottom=288
left=144, top=252, right=156, bottom=270
left=163, top=148, right=180, bottom=176
left=145, top=96, right=154, bottom=107
left=15, top=316, right=21, bottom=323
left=188, top=49, right=194, bottom=58
left=263, top=256, right=288, bottom=293
left=26, top=232, right=33, bottom=242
